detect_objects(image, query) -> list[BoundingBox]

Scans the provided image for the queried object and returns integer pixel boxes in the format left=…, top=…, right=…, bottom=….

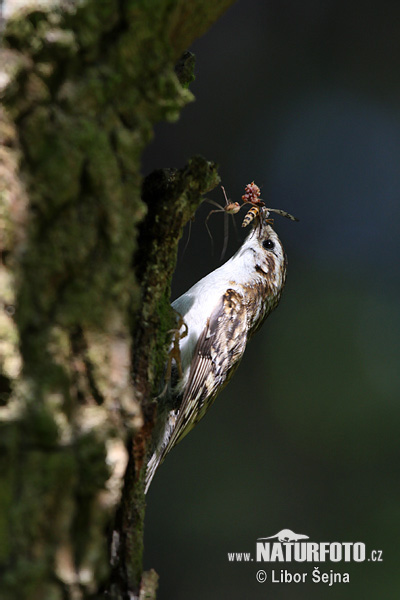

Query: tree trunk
left=0, top=1, right=234, bottom=598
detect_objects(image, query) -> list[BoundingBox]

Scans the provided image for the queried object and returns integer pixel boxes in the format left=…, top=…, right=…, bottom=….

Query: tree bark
left=0, top=1, right=234, bottom=598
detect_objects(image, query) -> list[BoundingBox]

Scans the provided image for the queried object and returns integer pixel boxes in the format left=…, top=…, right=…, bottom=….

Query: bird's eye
left=263, top=239, right=274, bottom=250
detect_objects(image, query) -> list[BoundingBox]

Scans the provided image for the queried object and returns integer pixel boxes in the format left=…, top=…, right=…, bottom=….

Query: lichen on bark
left=0, top=0, right=234, bottom=598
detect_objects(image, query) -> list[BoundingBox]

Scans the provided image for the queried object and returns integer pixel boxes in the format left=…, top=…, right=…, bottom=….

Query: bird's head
left=234, top=208, right=287, bottom=294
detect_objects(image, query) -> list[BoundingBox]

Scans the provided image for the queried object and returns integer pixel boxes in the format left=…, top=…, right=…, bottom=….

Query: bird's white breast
left=171, top=239, right=263, bottom=381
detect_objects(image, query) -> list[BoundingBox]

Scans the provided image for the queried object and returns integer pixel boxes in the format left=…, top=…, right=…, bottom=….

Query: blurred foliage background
left=142, top=0, right=400, bottom=597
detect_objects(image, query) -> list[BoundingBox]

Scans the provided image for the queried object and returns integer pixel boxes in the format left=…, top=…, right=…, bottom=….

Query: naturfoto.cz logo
left=227, top=529, right=382, bottom=563
left=227, top=528, right=383, bottom=587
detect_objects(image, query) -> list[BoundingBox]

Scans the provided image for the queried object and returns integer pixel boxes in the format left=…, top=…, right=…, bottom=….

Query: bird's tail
left=144, top=449, right=162, bottom=494
left=144, top=409, right=178, bottom=493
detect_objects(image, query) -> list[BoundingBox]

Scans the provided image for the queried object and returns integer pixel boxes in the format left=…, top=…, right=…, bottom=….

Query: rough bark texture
left=0, top=1, right=234, bottom=598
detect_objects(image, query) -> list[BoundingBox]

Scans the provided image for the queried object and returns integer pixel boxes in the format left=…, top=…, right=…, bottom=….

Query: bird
left=145, top=205, right=292, bottom=493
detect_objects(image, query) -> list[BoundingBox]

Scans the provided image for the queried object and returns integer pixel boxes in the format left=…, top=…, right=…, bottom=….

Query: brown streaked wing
left=161, top=289, right=248, bottom=457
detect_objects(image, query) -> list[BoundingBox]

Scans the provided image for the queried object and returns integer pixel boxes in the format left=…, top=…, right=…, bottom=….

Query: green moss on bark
left=0, top=0, right=235, bottom=598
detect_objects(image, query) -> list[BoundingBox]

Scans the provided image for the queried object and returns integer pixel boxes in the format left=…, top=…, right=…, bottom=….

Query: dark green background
left=143, top=1, right=400, bottom=597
